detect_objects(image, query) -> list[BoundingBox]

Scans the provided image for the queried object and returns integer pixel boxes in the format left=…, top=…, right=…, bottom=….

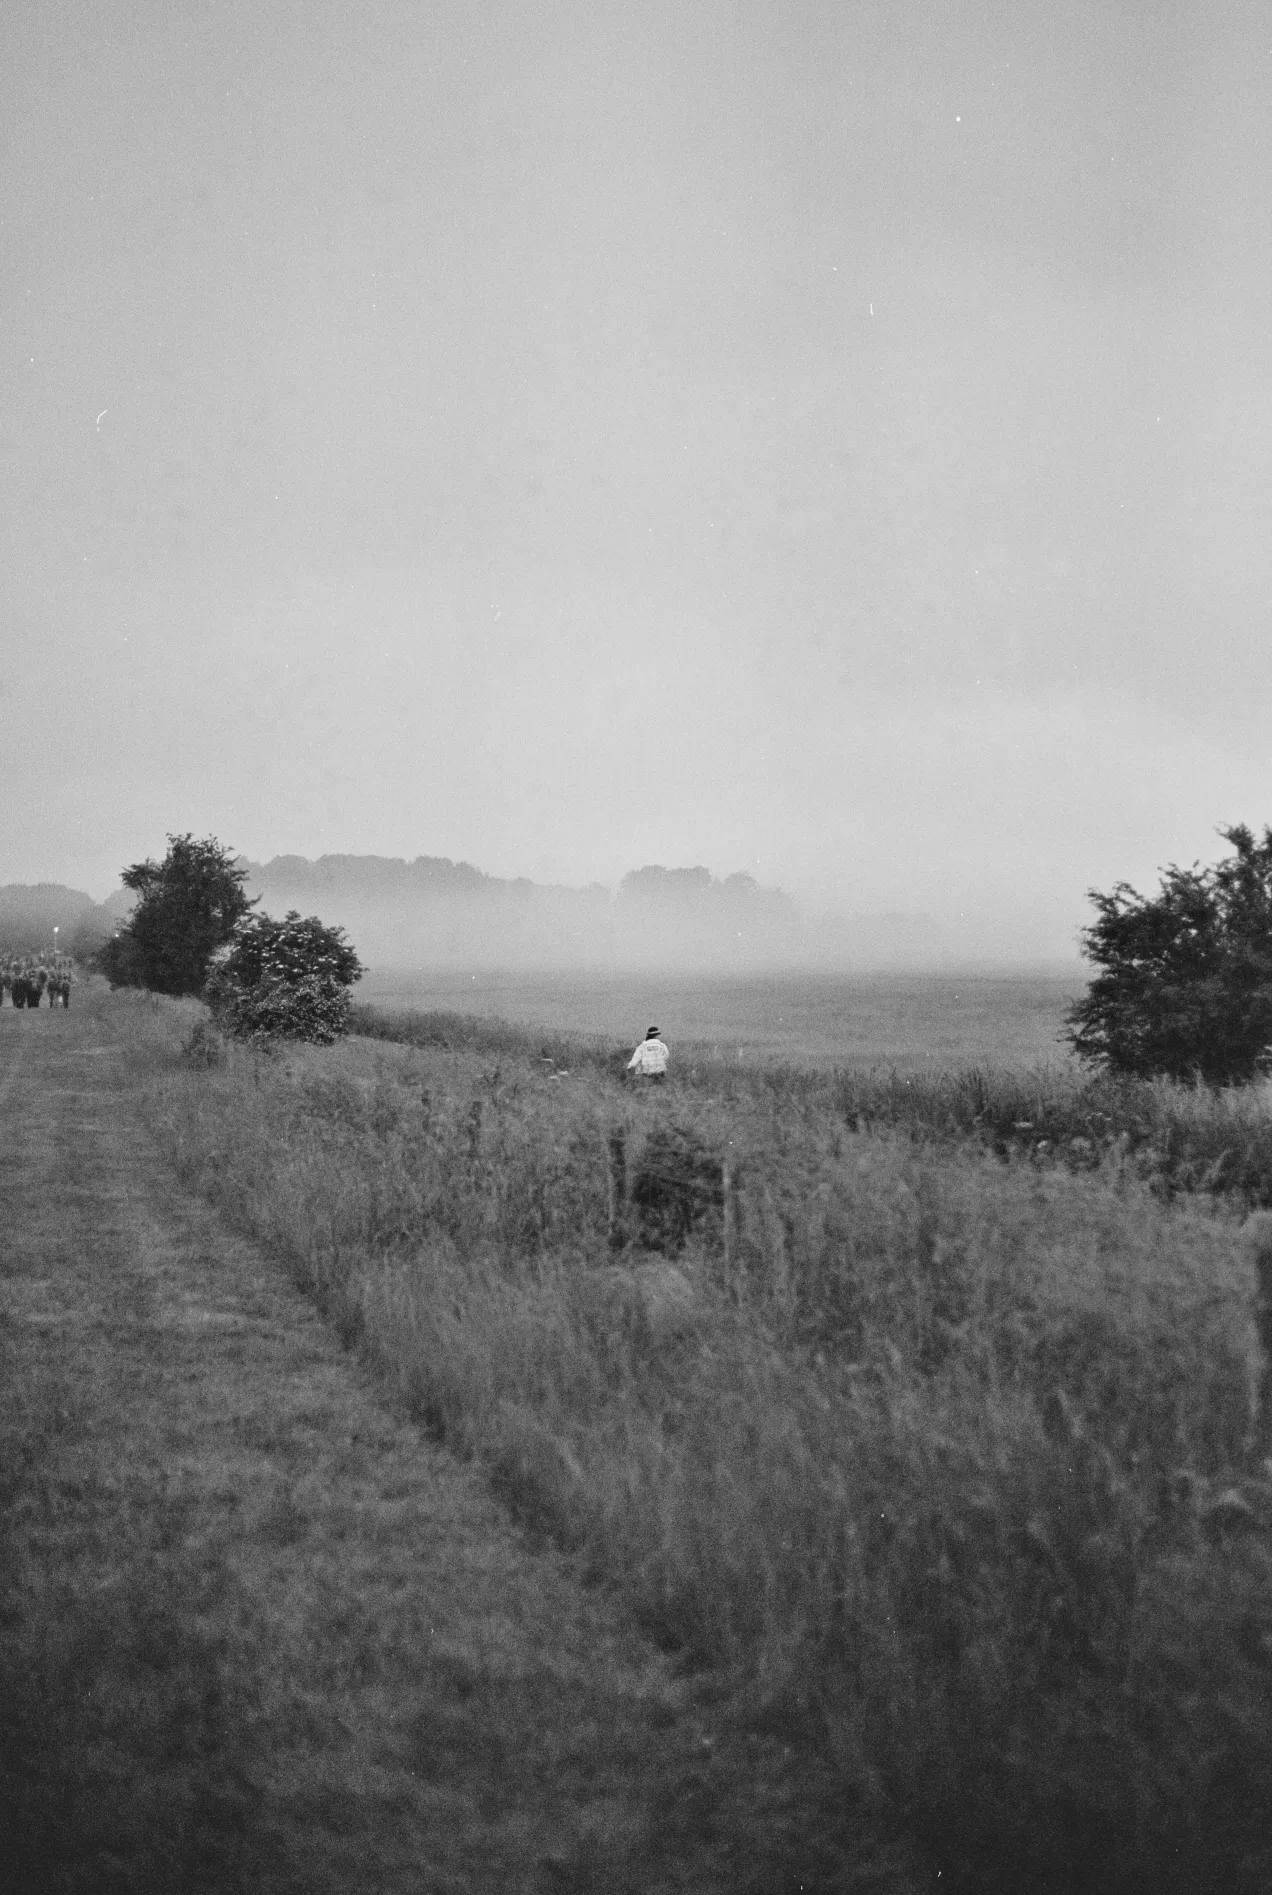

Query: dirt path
left=0, top=993, right=912, bottom=1894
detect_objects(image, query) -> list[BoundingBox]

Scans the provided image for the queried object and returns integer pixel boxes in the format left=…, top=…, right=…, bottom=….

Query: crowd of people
left=2, top=952, right=75, bottom=1008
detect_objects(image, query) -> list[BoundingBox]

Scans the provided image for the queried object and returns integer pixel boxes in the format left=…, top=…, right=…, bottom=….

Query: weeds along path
left=0, top=990, right=907, bottom=1895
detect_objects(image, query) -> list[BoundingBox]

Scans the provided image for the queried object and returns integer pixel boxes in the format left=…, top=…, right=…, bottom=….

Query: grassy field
left=109, top=988, right=1272, bottom=1892
left=6, top=986, right=935, bottom=1894
left=357, top=966, right=1084, bottom=1071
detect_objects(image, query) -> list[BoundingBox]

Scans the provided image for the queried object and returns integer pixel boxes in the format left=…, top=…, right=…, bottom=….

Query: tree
left=1065, top=824, right=1272, bottom=1083
left=98, top=834, right=254, bottom=995
left=205, top=910, right=363, bottom=1044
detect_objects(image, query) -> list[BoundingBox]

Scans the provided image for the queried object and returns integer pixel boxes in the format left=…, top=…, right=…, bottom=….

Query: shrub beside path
left=0, top=993, right=917, bottom=1894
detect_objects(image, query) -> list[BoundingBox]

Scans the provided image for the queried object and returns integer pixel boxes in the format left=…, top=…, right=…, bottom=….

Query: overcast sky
left=3, top=0, right=1269, bottom=959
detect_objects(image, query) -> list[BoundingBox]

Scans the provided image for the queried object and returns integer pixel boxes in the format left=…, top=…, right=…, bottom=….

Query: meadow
left=112, top=982, right=1272, bottom=1891
left=357, top=965, right=1086, bottom=1071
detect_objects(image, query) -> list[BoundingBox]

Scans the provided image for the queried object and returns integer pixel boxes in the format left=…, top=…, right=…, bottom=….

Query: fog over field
left=238, top=852, right=959, bottom=974
left=2, top=841, right=1074, bottom=988
left=243, top=853, right=1084, bottom=1069
left=4, top=4, right=1269, bottom=960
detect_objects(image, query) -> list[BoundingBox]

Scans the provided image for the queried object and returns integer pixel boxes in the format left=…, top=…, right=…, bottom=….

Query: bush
left=206, top=910, right=363, bottom=1045
left=1067, top=824, right=1272, bottom=1083
left=93, top=930, right=142, bottom=988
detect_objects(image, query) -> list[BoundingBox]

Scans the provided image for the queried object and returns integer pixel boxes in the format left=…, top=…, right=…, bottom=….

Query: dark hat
left=646, top=1026, right=661, bottom=1038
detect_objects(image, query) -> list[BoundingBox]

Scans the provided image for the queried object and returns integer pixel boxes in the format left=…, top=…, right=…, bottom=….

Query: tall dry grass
left=127, top=999, right=1272, bottom=1892
left=353, top=999, right=1272, bottom=1204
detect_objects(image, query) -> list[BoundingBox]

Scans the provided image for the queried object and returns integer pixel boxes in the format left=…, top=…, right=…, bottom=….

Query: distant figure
left=628, top=1026, right=669, bottom=1082
left=11, top=962, right=45, bottom=1009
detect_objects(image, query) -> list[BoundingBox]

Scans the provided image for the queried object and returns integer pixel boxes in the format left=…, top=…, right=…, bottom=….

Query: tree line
left=89, top=824, right=1272, bottom=1078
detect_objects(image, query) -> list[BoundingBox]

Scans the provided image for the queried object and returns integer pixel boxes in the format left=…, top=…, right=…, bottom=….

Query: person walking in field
left=628, top=1026, right=669, bottom=1082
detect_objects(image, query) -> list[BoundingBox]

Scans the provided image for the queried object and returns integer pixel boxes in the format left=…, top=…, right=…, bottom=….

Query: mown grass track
left=0, top=988, right=920, bottom=1895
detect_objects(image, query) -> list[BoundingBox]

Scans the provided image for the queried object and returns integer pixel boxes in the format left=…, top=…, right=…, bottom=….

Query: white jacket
left=628, top=1037, right=669, bottom=1074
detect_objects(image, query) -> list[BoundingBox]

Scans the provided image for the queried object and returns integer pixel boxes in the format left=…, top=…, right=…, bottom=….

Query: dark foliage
left=99, top=836, right=254, bottom=996
left=93, top=929, right=142, bottom=988
left=1066, top=824, right=1272, bottom=1083
left=629, top=1123, right=723, bottom=1252
left=206, top=910, right=363, bottom=1043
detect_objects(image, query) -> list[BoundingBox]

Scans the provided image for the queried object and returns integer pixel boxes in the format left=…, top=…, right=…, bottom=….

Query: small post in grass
left=607, top=1128, right=627, bottom=1251
left=1247, top=1213, right=1272, bottom=1460
left=722, top=1157, right=738, bottom=1298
